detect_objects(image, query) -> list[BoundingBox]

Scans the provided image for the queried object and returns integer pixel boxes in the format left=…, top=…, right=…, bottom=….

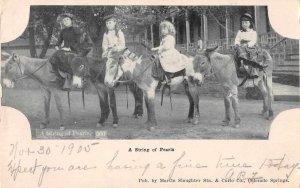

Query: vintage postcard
left=0, top=0, right=300, bottom=187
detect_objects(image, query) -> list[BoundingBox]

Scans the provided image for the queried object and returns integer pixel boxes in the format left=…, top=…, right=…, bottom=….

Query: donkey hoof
left=222, top=120, right=230, bottom=126
left=261, top=111, right=267, bottom=116
left=147, top=126, right=155, bottom=131
left=60, top=125, right=65, bottom=131
left=184, top=118, right=192, bottom=123
left=233, top=123, right=240, bottom=128
left=192, top=119, right=200, bottom=125
left=112, top=123, right=118, bottom=128
left=96, top=123, right=104, bottom=128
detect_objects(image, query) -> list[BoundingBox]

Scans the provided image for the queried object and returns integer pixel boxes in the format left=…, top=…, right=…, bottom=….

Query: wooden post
left=202, top=10, right=208, bottom=48
left=185, top=9, right=190, bottom=51
left=176, top=18, right=180, bottom=43
left=150, top=24, right=154, bottom=48
left=171, top=16, right=175, bottom=24
left=254, top=6, right=259, bottom=33
left=144, top=29, right=148, bottom=52
left=225, top=8, right=230, bottom=49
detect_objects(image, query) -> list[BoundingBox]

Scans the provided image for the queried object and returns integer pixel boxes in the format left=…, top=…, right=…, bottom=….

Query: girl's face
left=241, top=21, right=251, bottom=30
left=160, top=26, right=169, bottom=36
left=106, top=20, right=116, bottom=31
left=63, top=17, right=72, bottom=27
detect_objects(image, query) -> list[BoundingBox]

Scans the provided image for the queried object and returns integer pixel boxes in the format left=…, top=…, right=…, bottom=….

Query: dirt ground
left=2, top=88, right=299, bottom=140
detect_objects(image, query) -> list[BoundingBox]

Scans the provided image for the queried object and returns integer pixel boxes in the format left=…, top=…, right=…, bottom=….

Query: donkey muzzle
left=72, top=75, right=82, bottom=88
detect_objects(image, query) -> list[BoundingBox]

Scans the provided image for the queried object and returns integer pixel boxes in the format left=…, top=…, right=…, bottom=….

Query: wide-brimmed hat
left=240, top=13, right=254, bottom=22
left=60, top=12, right=74, bottom=20
left=103, top=14, right=117, bottom=22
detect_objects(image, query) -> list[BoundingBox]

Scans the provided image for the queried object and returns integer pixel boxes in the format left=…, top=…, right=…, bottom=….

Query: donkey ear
left=1, top=51, right=11, bottom=59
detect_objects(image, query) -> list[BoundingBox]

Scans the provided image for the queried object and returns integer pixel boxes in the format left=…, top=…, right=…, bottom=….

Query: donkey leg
left=222, top=87, right=231, bottom=126
left=144, top=95, right=157, bottom=131
left=144, top=82, right=158, bottom=131
left=108, top=88, right=119, bottom=128
left=266, top=76, right=274, bottom=119
left=257, top=80, right=270, bottom=119
left=129, top=83, right=143, bottom=118
left=53, top=89, right=65, bottom=130
left=189, top=86, right=200, bottom=125
left=184, top=82, right=194, bottom=123
left=95, top=84, right=110, bottom=127
left=41, top=88, right=51, bottom=129
left=231, top=86, right=241, bottom=128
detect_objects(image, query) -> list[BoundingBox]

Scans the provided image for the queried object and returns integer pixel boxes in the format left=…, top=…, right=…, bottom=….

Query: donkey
left=2, top=53, right=68, bottom=129
left=70, top=55, right=144, bottom=127
left=1, top=52, right=143, bottom=130
left=197, top=47, right=273, bottom=128
left=104, top=50, right=204, bottom=131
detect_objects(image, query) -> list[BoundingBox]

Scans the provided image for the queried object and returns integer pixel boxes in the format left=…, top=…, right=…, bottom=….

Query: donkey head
left=104, top=49, right=136, bottom=88
left=191, top=54, right=211, bottom=82
left=1, top=53, right=23, bottom=88
left=70, top=56, right=90, bottom=89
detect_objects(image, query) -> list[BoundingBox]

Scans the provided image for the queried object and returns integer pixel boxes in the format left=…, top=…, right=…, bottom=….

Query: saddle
left=151, top=54, right=186, bottom=84
left=121, top=48, right=139, bottom=61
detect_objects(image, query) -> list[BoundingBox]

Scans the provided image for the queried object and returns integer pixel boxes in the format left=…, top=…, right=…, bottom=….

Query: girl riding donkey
left=102, top=14, right=144, bottom=117
left=151, top=20, right=189, bottom=84
left=234, top=13, right=268, bottom=79
left=49, top=13, right=92, bottom=89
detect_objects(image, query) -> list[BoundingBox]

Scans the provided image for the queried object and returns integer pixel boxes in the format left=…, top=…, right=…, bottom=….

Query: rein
left=12, top=56, right=49, bottom=82
left=113, top=57, right=154, bottom=84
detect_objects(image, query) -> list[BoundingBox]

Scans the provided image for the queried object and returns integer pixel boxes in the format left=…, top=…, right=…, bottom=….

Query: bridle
left=202, top=53, right=231, bottom=80
left=6, top=54, right=48, bottom=82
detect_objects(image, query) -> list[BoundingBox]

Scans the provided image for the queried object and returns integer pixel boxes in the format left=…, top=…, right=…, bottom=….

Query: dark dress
left=49, top=27, right=82, bottom=74
left=56, top=27, right=82, bottom=53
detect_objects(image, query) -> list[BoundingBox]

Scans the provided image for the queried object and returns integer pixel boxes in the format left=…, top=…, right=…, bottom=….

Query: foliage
left=21, top=6, right=254, bottom=57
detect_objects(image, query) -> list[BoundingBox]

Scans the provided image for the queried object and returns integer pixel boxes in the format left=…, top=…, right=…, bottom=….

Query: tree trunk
left=39, top=22, right=55, bottom=58
left=29, top=26, right=37, bottom=58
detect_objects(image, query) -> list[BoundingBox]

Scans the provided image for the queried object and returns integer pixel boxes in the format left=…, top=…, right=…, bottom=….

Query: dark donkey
left=70, top=55, right=144, bottom=127
left=104, top=50, right=205, bottom=131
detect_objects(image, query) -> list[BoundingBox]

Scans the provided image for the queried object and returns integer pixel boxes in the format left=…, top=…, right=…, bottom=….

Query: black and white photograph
left=1, top=5, right=299, bottom=139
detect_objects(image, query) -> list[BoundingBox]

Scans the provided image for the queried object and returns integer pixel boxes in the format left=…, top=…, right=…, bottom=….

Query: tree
left=28, top=6, right=63, bottom=58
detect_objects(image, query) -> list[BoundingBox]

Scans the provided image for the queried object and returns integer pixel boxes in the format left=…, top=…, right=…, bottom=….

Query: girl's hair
left=105, top=19, right=121, bottom=38
left=159, top=20, right=176, bottom=37
left=240, top=15, right=255, bottom=31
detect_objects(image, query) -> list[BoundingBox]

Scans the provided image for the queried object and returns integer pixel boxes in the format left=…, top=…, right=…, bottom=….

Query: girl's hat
left=60, top=13, right=74, bottom=20
left=240, top=13, right=254, bottom=22
left=104, top=14, right=117, bottom=22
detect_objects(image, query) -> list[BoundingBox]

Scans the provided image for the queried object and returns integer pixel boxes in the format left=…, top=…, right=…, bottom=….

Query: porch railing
left=176, top=32, right=299, bottom=66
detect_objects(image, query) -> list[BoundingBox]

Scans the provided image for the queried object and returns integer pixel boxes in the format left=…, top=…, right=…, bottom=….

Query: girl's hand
left=62, top=47, right=71, bottom=51
left=55, top=46, right=60, bottom=50
left=151, top=47, right=158, bottom=51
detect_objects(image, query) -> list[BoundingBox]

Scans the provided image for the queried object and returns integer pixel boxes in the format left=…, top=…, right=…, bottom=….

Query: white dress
left=102, top=30, right=125, bottom=57
left=158, top=35, right=187, bottom=73
left=234, top=29, right=257, bottom=47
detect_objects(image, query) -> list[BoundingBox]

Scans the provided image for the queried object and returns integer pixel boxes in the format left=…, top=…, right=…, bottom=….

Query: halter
left=8, top=54, right=48, bottom=82
left=202, top=53, right=231, bottom=80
